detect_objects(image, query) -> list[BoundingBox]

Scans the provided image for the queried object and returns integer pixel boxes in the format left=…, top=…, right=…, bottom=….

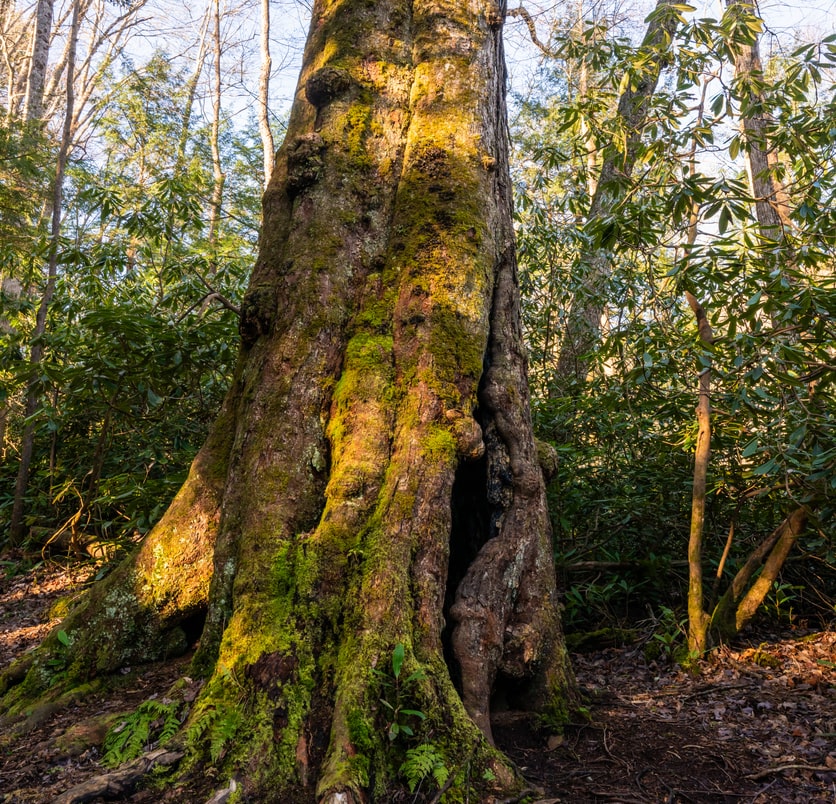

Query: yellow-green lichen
left=422, top=426, right=457, bottom=460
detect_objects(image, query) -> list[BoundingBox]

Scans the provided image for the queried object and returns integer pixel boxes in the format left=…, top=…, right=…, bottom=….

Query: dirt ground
left=1, top=559, right=834, bottom=803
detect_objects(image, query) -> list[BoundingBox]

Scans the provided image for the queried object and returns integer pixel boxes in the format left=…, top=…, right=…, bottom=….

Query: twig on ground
left=747, top=763, right=833, bottom=781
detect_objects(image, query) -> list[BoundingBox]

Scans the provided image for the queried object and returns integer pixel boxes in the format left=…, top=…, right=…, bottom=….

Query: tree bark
left=0, top=275, right=21, bottom=461
left=726, top=0, right=791, bottom=239
left=1, top=0, right=577, bottom=799
left=161, top=8, right=210, bottom=273
left=1, top=0, right=25, bottom=120
left=258, top=0, right=275, bottom=187
left=685, top=291, right=712, bottom=655
left=697, top=1, right=808, bottom=645
left=22, top=0, right=54, bottom=121
left=207, top=0, right=225, bottom=255
left=710, top=507, right=807, bottom=639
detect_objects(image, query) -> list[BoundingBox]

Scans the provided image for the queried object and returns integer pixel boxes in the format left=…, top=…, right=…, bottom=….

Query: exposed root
left=51, top=748, right=183, bottom=804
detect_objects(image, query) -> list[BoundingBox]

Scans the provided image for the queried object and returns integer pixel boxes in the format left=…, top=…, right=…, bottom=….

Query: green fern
left=185, top=707, right=217, bottom=745
left=209, top=708, right=242, bottom=762
left=186, top=706, right=242, bottom=763
left=400, top=743, right=449, bottom=793
left=103, top=699, right=182, bottom=767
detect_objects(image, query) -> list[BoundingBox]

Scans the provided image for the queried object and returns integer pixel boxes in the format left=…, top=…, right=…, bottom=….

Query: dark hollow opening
left=442, top=440, right=490, bottom=694
left=179, top=605, right=208, bottom=650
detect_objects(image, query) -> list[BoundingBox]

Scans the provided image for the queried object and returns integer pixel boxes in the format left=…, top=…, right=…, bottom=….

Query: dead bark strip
left=51, top=749, right=184, bottom=804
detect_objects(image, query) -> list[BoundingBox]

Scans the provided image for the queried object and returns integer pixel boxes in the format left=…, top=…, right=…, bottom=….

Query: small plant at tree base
left=763, top=581, right=803, bottom=624
left=643, top=606, right=687, bottom=662
left=103, top=698, right=182, bottom=766
left=45, top=630, right=71, bottom=686
left=376, top=643, right=426, bottom=742
left=400, top=743, right=449, bottom=793
left=373, top=645, right=457, bottom=795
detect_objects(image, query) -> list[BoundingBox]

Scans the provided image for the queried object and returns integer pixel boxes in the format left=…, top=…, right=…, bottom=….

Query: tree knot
left=445, top=410, right=485, bottom=461
left=239, top=284, right=277, bottom=346
left=287, top=133, right=327, bottom=196
left=305, top=67, right=352, bottom=108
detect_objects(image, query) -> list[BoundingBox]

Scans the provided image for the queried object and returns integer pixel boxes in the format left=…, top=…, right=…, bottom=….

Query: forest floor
left=0, top=558, right=834, bottom=803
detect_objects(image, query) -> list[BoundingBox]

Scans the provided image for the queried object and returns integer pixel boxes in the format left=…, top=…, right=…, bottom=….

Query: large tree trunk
left=1, top=0, right=577, bottom=799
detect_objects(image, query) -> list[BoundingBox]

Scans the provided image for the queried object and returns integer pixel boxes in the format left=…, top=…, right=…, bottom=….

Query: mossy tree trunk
left=1, top=0, right=578, bottom=800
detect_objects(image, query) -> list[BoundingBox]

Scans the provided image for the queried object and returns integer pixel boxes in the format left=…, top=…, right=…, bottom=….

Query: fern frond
left=102, top=699, right=183, bottom=767
left=400, top=743, right=448, bottom=793
left=208, top=708, right=242, bottom=763
left=185, top=707, right=218, bottom=745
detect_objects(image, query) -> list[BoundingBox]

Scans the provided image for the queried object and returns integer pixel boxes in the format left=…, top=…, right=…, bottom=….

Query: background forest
left=1, top=0, right=834, bottom=652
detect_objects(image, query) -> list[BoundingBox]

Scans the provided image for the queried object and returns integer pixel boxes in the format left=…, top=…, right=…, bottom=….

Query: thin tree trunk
left=176, top=11, right=210, bottom=172
left=22, top=0, right=54, bottom=121
left=257, top=0, right=274, bottom=187
left=685, top=291, right=713, bottom=655
left=9, top=0, right=80, bottom=544
left=578, top=54, right=598, bottom=198
left=1, top=0, right=20, bottom=120
left=727, top=0, right=791, bottom=239
left=2, top=0, right=578, bottom=798
left=706, top=2, right=806, bottom=642
left=711, top=507, right=807, bottom=638
left=0, top=401, right=7, bottom=463
left=0, top=276, right=22, bottom=461
left=78, top=381, right=121, bottom=527
left=207, top=0, right=225, bottom=255
left=553, top=0, right=678, bottom=391
left=572, top=4, right=599, bottom=199
left=160, top=9, right=210, bottom=272
left=58, top=0, right=148, bottom=139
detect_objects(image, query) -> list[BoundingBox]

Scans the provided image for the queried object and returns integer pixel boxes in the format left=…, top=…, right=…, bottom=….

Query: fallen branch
left=52, top=748, right=184, bottom=804
left=747, top=763, right=833, bottom=781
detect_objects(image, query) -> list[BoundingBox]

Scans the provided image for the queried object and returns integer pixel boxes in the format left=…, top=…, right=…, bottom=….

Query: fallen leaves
left=497, top=627, right=835, bottom=803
